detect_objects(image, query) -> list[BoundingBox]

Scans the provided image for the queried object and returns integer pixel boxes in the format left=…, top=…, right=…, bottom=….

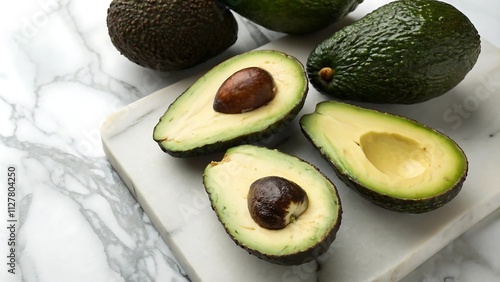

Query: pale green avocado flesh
left=153, top=50, right=308, bottom=157
left=300, top=101, right=468, bottom=213
left=203, top=145, right=342, bottom=265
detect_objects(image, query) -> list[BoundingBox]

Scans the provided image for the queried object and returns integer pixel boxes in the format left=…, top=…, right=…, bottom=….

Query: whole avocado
left=307, top=0, right=481, bottom=104
left=107, top=0, right=238, bottom=71
left=219, top=0, right=363, bottom=34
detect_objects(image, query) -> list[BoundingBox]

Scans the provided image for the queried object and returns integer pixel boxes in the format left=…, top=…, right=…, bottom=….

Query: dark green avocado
left=203, top=145, right=342, bottom=265
left=219, top=0, right=363, bottom=34
left=153, top=50, right=308, bottom=157
left=307, top=0, right=481, bottom=104
left=107, top=0, right=238, bottom=71
left=300, top=101, right=468, bottom=213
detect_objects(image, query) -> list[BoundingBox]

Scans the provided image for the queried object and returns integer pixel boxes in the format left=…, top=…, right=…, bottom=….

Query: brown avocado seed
left=247, top=176, right=309, bottom=230
left=213, top=67, right=276, bottom=114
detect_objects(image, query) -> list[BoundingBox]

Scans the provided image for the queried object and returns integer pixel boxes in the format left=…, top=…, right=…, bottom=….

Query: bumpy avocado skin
left=107, top=0, right=238, bottom=71
left=220, top=0, right=363, bottom=34
left=307, top=0, right=481, bottom=104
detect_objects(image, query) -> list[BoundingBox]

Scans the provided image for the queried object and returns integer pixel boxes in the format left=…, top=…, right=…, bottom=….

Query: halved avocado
left=300, top=101, right=468, bottom=213
left=153, top=50, right=308, bottom=157
left=203, top=145, right=342, bottom=265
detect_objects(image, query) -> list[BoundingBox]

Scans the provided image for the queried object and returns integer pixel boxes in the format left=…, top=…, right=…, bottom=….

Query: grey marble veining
left=1, top=0, right=500, bottom=282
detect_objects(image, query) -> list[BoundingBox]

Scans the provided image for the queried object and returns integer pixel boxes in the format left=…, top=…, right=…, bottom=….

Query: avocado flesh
left=307, top=0, right=481, bottom=104
left=203, top=145, right=342, bottom=265
left=219, top=0, right=363, bottom=34
left=153, top=50, right=308, bottom=157
left=300, top=102, right=468, bottom=213
left=107, top=0, right=238, bottom=71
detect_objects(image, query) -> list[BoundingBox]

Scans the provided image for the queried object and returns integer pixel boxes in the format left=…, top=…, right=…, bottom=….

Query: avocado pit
left=247, top=176, right=309, bottom=230
left=214, top=67, right=276, bottom=114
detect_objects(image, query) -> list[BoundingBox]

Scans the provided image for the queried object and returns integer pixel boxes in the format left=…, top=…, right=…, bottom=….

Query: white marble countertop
left=1, top=0, right=499, bottom=281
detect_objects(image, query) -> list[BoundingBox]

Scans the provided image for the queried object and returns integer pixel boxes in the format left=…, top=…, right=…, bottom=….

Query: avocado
left=300, top=101, right=468, bottom=213
left=153, top=50, right=308, bottom=157
left=107, top=0, right=238, bottom=71
left=203, top=145, right=342, bottom=265
left=307, top=0, right=481, bottom=104
left=219, top=0, right=363, bottom=34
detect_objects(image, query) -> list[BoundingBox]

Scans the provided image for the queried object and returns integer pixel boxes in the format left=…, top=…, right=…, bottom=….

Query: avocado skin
left=319, top=151, right=467, bottom=213
left=155, top=95, right=307, bottom=157
left=219, top=0, right=363, bottom=34
left=236, top=207, right=342, bottom=266
left=299, top=102, right=469, bottom=213
left=307, top=0, right=481, bottom=104
left=107, top=0, right=238, bottom=71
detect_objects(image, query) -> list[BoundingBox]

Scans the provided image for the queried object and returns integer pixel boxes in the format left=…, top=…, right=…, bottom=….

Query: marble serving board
left=101, top=3, right=500, bottom=282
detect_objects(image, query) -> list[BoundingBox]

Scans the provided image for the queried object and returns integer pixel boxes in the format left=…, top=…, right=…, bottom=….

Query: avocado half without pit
left=300, top=102, right=468, bottom=213
left=153, top=50, right=308, bottom=157
left=203, top=145, right=342, bottom=265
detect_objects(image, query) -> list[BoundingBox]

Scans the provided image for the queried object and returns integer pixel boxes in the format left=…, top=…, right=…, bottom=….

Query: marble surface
left=100, top=32, right=500, bottom=281
left=0, top=0, right=499, bottom=281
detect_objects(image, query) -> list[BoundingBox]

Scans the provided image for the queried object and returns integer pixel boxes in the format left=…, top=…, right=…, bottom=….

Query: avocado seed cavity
left=360, top=132, right=431, bottom=179
left=214, top=67, right=276, bottom=114
left=247, top=176, right=308, bottom=230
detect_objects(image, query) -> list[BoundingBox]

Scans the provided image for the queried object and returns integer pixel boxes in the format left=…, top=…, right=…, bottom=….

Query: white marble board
left=101, top=2, right=500, bottom=281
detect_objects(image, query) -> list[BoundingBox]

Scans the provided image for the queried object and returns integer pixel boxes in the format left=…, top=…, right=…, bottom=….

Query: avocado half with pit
left=300, top=101, right=468, bottom=213
left=153, top=50, right=308, bottom=157
left=203, top=145, right=342, bottom=265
